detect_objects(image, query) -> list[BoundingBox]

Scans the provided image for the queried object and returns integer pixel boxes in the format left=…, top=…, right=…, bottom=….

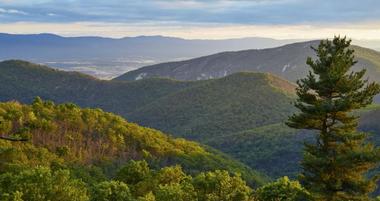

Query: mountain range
left=0, top=33, right=299, bottom=79
left=116, top=40, right=380, bottom=84
left=3, top=33, right=380, bottom=82
left=0, top=60, right=297, bottom=177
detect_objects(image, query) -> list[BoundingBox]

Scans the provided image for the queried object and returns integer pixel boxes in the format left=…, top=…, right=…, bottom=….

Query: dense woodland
left=0, top=98, right=273, bottom=200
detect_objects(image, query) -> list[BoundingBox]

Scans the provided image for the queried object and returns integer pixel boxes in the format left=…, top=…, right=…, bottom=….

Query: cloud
left=154, top=0, right=207, bottom=9
left=0, top=7, right=27, bottom=15
left=1, top=21, right=380, bottom=40
left=0, top=0, right=379, bottom=24
left=0, top=0, right=380, bottom=40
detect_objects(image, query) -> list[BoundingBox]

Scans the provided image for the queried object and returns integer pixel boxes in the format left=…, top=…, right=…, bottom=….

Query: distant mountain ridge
left=0, top=33, right=299, bottom=61
left=115, top=40, right=380, bottom=84
left=0, top=33, right=299, bottom=78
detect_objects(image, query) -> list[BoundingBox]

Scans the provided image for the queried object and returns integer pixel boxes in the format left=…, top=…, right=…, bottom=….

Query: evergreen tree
left=287, top=36, right=380, bottom=201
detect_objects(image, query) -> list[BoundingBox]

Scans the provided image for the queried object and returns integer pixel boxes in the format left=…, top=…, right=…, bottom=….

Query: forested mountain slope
left=115, top=41, right=380, bottom=85
left=0, top=99, right=266, bottom=186
left=206, top=106, right=380, bottom=179
left=0, top=60, right=298, bottom=179
left=0, top=60, right=296, bottom=136
left=0, top=60, right=194, bottom=115
left=127, top=72, right=296, bottom=141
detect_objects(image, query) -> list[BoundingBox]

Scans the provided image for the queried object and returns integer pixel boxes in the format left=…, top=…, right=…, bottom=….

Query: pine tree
left=287, top=36, right=380, bottom=201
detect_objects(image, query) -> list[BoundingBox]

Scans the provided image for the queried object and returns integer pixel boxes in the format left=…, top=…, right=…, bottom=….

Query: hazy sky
left=0, top=0, right=380, bottom=40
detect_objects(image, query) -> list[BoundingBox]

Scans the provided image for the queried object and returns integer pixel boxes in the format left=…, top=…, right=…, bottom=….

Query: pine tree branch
left=0, top=136, right=28, bottom=141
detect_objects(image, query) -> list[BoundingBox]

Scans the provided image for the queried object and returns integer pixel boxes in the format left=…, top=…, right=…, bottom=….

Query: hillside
left=0, top=60, right=193, bottom=116
left=358, top=107, right=380, bottom=143
left=0, top=60, right=296, bottom=141
left=0, top=99, right=266, bottom=186
left=128, top=72, right=296, bottom=141
left=115, top=41, right=380, bottom=84
left=204, top=106, right=380, bottom=179
left=206, top=124, right=309, bottom=178
left=0, top=60, right=298, bottom=179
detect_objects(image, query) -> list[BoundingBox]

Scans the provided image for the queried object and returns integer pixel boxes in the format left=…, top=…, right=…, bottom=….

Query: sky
left=0, top=0, right=380, bottom=40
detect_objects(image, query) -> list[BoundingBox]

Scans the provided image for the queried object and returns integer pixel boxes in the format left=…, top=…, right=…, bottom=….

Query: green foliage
left=153, top=166, right=197, bottom=200
left=116, top=160, right=151, bottom=185
left=113, top=161, right=253, bottom=201
left=70, top=165, right=108, bottom=186
left=0, top=141, right=64, bottom=172
left=129, top=72, right=296, bottom=141
left=91, top=180, right=133, bottom=201
left=254, top=177, right=310, bottom=201
left=207, top=123, right=311, bottom=178
left=0, top=99, right=265, bottom=186
left=192, top=170, right=252, bottom=201
left=0, top=59, right=295, bottom=142
left=209, top=104, right=380, bottom=181
left=116, top=160, right=154, bottom=196
left=155, top=182, right=197, bottom=201
left=155, top=165, right=188, bottom=185
left=0, top=166, right=89, bottom=201
left=287, top=36, right=380, bottom=200
left=0, top=60, right=192, bottom=116
left=0, top=99, right=261, bottom=200
left=137, top=192, right=156, bottom=201
left=0, top=158, right=254, bottom=201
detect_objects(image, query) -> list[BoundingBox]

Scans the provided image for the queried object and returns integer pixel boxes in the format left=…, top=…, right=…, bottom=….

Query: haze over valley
left=0, top=33, right=300, bottom=79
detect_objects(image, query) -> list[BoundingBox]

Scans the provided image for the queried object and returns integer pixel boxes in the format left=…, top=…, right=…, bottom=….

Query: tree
left=155, top=182, right=197, bottom=201
left=155, top=165, right=188, bottom=185
left=254, top=176, right=310, bottom=201
left=137, top=192, right=156, bottom=201
left=0, top=136, right=28, bottom=142
left=287, top=36, right=380, bottom=200
left=154, top=165, right=197, bottom=201
left=0, top=166, right=89, bottom=201
left=192, top=170, right=252, bottom=201
left=91, top=180, right=133, bottom=201
left=116, top=160, right=151, bottom=185
left=115, top=160, right=152, bottom=196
